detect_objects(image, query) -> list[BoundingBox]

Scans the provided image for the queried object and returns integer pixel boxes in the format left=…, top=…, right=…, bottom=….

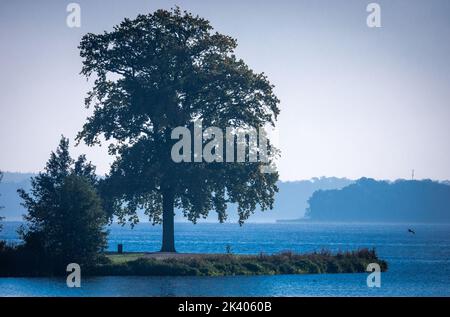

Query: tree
left=18, top=136, right=107, bottom=270
left=77, top=8, right=280, bottom=252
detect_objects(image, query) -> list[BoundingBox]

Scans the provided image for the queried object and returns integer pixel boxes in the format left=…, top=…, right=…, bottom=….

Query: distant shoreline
left=276, top=219, right=450, bottom=224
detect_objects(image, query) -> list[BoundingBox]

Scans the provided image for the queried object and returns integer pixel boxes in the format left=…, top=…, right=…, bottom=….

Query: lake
left=1, top=222, right=449, bottom=296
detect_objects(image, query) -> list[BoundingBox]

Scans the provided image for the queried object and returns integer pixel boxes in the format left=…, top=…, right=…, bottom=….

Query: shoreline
left=90, top=249, right=388, bottom=277
left=0, top=248, right=387, bottom=277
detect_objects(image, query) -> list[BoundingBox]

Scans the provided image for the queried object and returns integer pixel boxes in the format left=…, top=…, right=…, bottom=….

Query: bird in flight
left=408, top=228, right=416, bottom=235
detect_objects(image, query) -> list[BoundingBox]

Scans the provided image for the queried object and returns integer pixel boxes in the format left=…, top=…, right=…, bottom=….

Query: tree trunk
left=161, top=189, right=176, bottom=252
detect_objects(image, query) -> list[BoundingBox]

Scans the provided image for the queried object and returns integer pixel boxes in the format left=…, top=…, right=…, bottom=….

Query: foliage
left=76, top=8, right=280, bottom=251
left=16, top=136, right=108, bottom=272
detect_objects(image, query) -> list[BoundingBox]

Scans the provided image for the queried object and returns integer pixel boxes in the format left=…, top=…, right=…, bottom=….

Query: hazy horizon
left=3, top=170, right=449, bottom=183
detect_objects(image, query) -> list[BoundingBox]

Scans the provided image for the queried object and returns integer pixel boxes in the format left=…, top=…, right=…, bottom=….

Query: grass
left=106, top=253, right=146, bottom=264
left=90, top=248, right=388, bottom=276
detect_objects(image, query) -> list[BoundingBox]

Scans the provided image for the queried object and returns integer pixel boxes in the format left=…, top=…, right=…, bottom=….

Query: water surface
left=1, top=222, right=449, bottom=296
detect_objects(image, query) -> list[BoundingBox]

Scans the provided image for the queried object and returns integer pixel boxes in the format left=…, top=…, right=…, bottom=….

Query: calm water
left=1, top=222, right=449, bottom=296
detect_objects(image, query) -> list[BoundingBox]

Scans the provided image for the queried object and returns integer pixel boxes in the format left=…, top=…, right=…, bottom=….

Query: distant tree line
left=306, top=178, right=450, bottom=222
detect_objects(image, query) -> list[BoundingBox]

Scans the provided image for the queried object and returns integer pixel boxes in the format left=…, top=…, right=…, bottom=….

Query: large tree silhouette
left=77, top=8, right=280, bottom=252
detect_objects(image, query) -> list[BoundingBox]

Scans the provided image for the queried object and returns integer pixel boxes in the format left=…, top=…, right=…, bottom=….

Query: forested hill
left=306, top=178, right=450, bottom=222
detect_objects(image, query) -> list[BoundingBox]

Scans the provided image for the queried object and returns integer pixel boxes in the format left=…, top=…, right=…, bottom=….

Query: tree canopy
left=77, top=8, right=280, bottom=251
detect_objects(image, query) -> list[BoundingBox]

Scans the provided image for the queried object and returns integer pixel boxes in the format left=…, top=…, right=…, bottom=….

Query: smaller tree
left=18, top=136, right=108, bottom=271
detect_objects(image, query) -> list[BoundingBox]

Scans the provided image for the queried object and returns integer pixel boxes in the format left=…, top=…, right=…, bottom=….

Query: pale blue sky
left=0, top=0, right=449, bottom=181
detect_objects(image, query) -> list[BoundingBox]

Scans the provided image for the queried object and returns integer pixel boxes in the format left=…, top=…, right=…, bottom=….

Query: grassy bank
left=90, top=248, right=387, bottom=276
